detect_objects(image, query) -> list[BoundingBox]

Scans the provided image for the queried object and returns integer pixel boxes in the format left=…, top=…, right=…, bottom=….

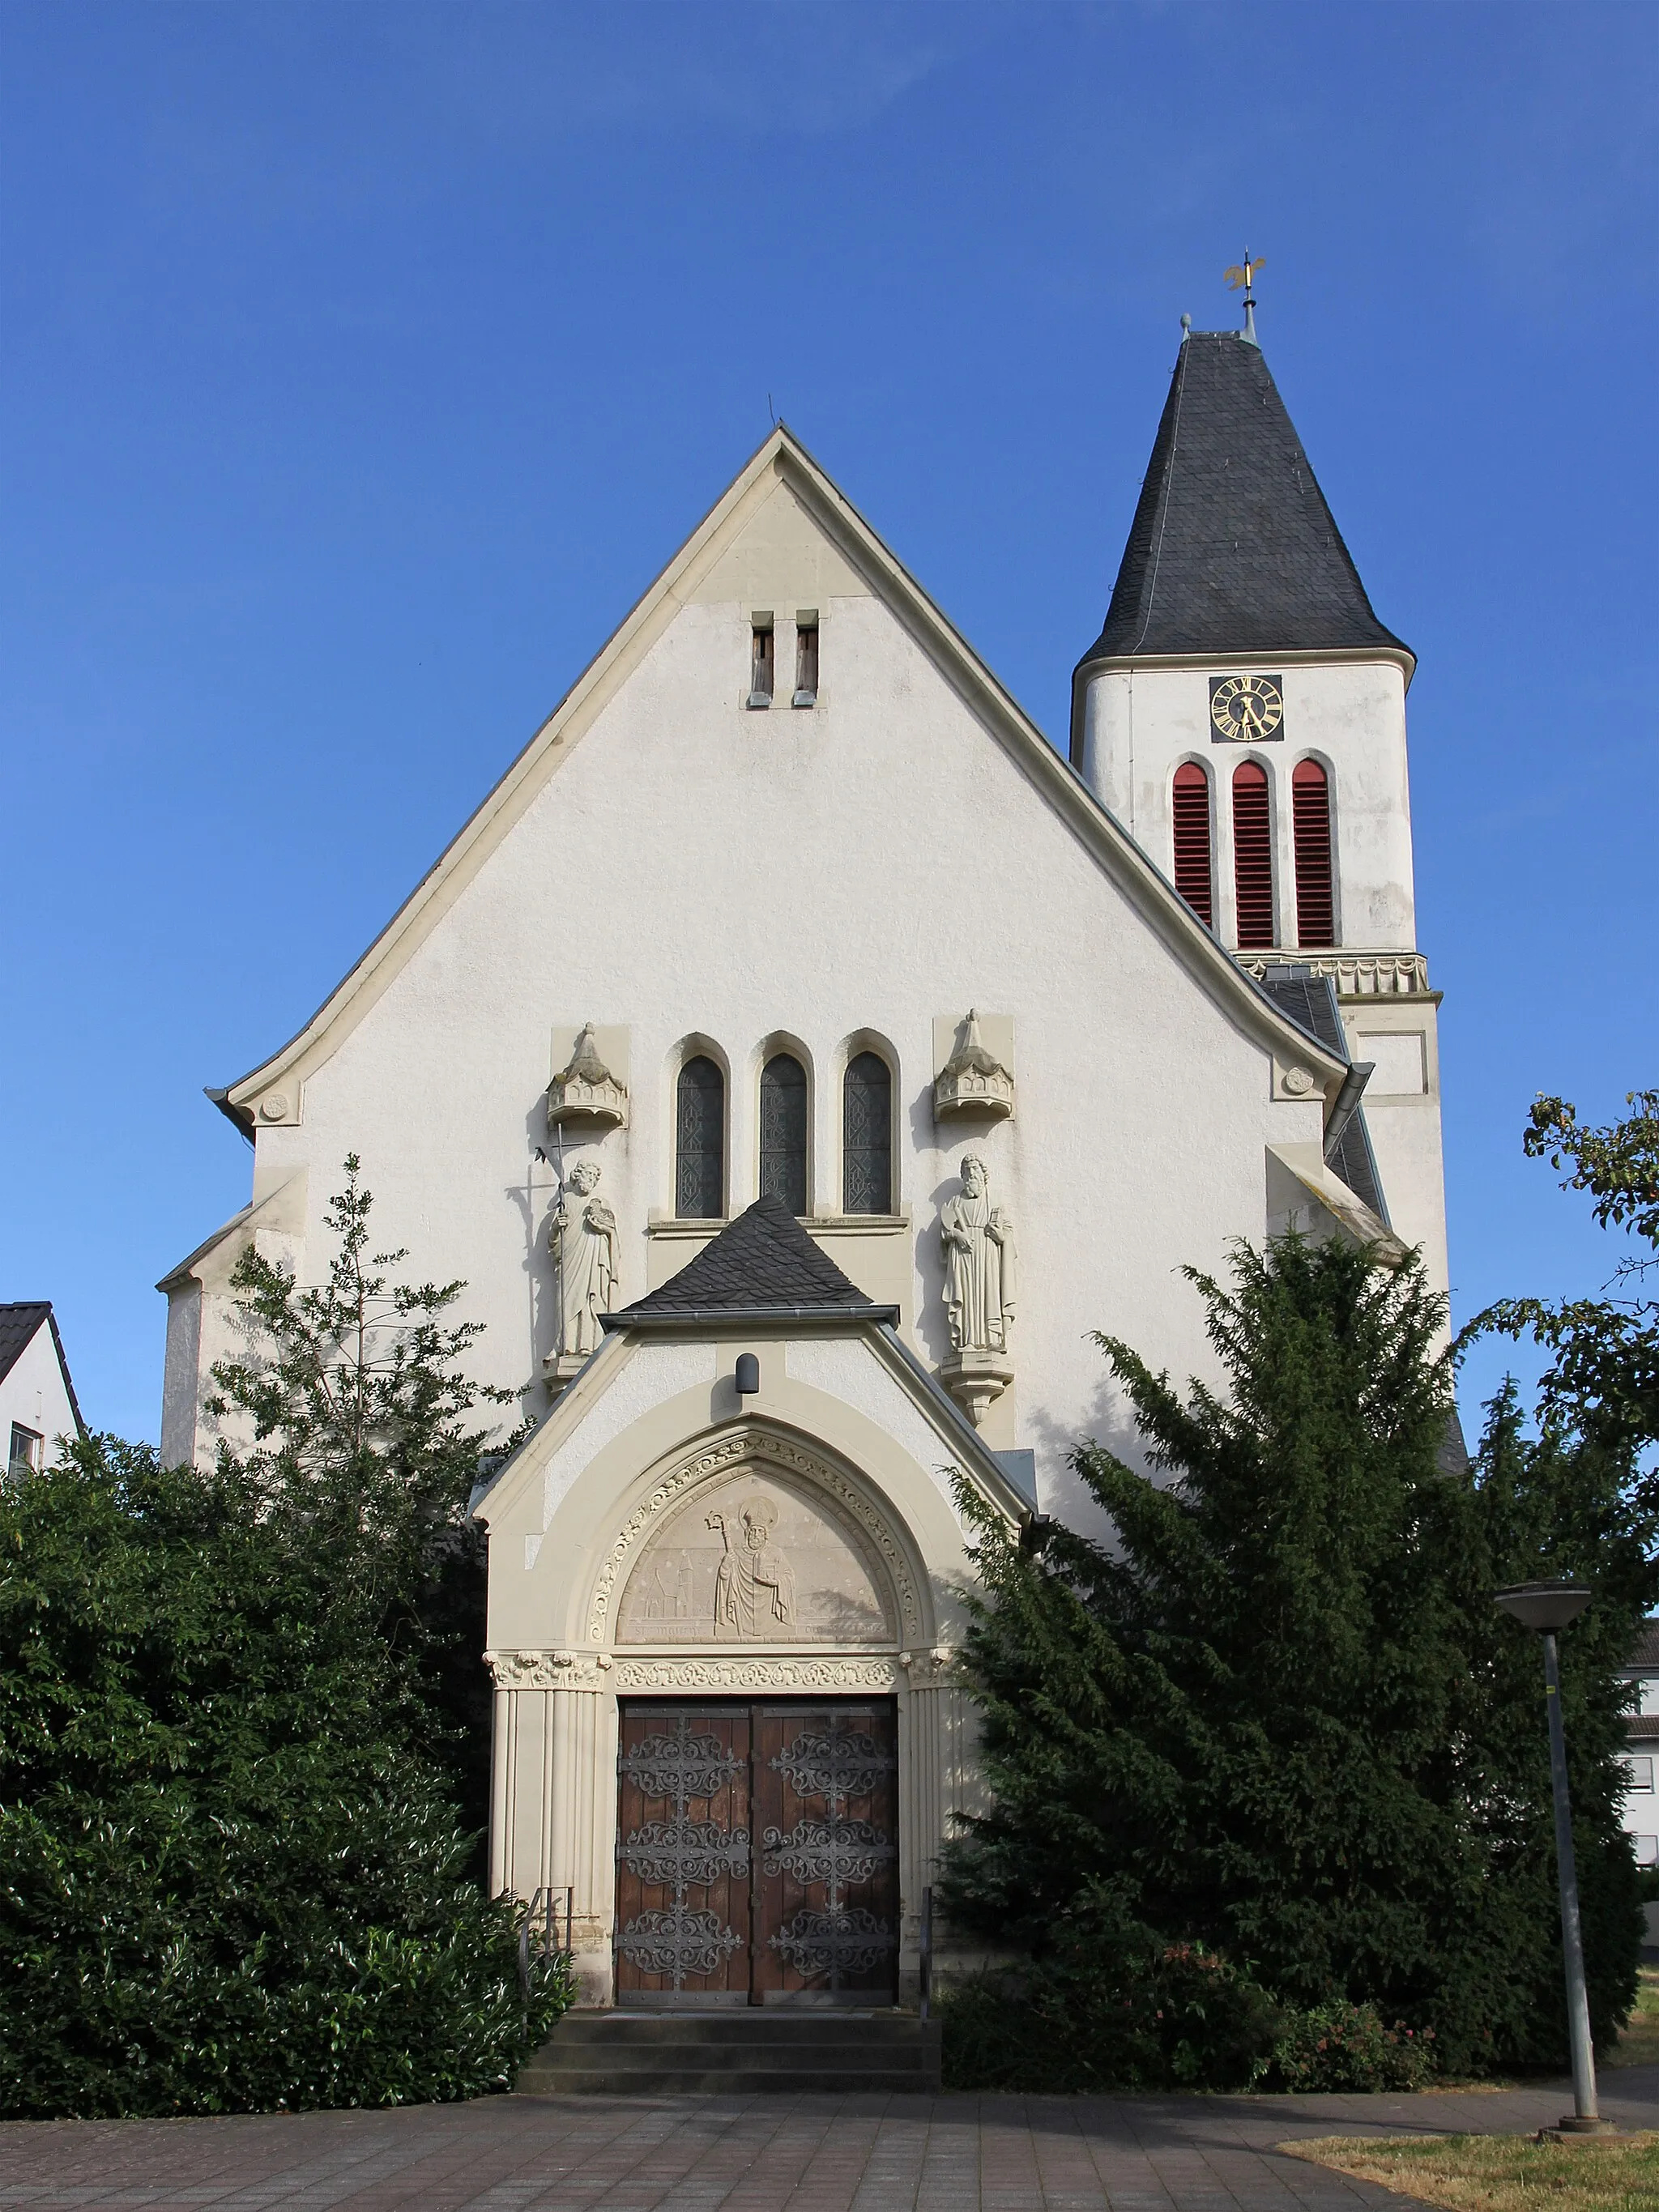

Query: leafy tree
left=0, top=1436, right=565, bottom=2118
left=939, top=1234, right=1652, bottom=2086
left=1473, top=1090, right=1659, bottom=1462
left=205, top=1154, right=514, bottom=1829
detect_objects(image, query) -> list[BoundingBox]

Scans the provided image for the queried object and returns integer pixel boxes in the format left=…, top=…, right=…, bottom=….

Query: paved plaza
left=2, top=2068, right=1657, bottom=2212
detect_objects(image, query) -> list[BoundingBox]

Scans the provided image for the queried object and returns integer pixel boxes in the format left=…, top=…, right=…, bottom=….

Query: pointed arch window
left=676, top=1056, right=724, bottom=1218
left=1171, top=763, right=1213, bottom=927
left=759, top=1053, right=808, bottom=1216
left=1232, top=761, right=1275, bottom=950
left=1292, top=759, right=1334, bottom=948
left=842, top=1051, right=892, bottom=1215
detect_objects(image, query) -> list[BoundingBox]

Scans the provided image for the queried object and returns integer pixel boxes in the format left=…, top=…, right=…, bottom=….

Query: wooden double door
left=615, top=1699, right=899, bottom=2007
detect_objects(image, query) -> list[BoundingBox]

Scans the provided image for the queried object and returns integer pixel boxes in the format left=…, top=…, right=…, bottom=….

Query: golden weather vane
left=1222, top=252, right=1264, bottom=342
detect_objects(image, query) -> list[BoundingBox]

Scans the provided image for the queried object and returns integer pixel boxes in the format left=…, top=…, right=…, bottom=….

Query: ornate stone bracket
left=939, top=1348, right=1014, bottom=1427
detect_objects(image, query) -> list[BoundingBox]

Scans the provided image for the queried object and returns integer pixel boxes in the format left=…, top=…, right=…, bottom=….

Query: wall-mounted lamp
left=735, top=1353, right=760, bottom=1396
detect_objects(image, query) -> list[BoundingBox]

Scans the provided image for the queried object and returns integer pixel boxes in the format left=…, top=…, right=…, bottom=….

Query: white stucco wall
left=164, top=467, right=1439, bottom=1528
left=1, top=1315, right=81, bottom=1469
left=1077, top=660, right=1417, bottom=953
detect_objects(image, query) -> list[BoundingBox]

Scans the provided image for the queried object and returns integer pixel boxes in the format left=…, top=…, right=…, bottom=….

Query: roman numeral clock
left=1209, top=672, right=1284, bottom=741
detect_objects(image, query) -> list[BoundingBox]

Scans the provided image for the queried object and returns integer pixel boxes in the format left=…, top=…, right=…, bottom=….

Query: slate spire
left=1077, top=331, right=1410, bottom=669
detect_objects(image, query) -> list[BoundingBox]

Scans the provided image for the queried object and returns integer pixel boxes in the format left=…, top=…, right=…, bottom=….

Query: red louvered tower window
left=1171, top=763, right=1213, bottom=927
left=1292, top=758, right=1334, bottom=948
left=1232, top=761, right=1274, bottom=948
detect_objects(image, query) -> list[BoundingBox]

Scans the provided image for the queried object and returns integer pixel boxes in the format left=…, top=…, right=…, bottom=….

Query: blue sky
left=3, top=1, right=1655, bottom=1445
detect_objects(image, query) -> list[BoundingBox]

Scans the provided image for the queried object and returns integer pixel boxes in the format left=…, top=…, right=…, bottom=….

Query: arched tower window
left=1171, top=762, right=1213, bottom=927
left=842, top=1052, right=892, bottom=1215
left=759, top=1053, right=808, bottom=1215
left=1232, top=760, right=1275, bottom=949
left=1292, top=759, right=1334, bottom=948
left=676, top=1056, right=724, bottom=1218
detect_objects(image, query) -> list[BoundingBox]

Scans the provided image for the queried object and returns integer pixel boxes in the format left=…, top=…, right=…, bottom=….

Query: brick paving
left=1, top=2068, right=1655, bottom=2212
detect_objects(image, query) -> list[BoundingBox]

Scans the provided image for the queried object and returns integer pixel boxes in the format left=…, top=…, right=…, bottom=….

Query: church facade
left=160, top=321, right=1445, bottom=2008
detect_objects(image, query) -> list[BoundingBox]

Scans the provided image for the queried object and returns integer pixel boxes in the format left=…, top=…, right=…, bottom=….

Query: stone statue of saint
left=707, top=1495, right=795, bottom=1636
left=941, top=1154, right=1016, bottom=1353
left=551, top=1158, right=617, bottom=1360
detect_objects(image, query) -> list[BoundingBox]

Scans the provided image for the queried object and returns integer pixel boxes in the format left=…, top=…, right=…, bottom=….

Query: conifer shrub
left=938, top=1234, right=1653, bottom=2091
left=0, top=1161, right=568, bottom=2120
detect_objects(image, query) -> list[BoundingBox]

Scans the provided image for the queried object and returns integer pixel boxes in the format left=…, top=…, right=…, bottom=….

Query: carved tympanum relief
left=940, top=1153, right=1017, bottom=1426
left=616, top=1468, right=895, bottom=1647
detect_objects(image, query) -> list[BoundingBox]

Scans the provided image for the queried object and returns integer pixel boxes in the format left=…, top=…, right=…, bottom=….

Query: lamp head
left=1494, top=1581, right=1593, bottom=1634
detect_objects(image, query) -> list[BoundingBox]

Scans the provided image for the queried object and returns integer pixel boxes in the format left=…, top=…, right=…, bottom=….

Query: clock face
left=1209, top=672, right=1284, bottom=742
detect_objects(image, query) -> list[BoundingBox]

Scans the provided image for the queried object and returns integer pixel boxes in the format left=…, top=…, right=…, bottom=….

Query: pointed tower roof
left=1077, top=331, right=1411, bottom=672
left=606, top=1196, right=881, bottom=1326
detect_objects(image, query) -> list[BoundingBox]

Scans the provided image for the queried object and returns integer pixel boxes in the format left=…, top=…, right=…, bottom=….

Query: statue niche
left=616, top=1469, right=895, bottom=1647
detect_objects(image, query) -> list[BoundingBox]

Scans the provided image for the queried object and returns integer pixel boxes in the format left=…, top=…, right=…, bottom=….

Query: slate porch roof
left=605, top=1196, right=882, bottom=1327
left=1077, top=330, right=1411, bottom=671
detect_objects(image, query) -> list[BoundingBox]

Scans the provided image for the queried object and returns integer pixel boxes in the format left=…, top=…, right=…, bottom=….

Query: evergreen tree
left=940, top=1234, right=1653, bottom=2084
left=205, top=1155, right=514, bottom=1828
left=0, top=1436, right=565, bottom=2117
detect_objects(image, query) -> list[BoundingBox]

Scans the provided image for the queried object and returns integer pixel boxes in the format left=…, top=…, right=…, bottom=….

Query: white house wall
left=0, top=1321, right=80, bottom=1468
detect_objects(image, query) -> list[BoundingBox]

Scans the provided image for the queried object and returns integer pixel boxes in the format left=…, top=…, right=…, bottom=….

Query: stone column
left=545, top=1653, right=616, bottom=2004
left=899, top=1647, right=955, bottom=2005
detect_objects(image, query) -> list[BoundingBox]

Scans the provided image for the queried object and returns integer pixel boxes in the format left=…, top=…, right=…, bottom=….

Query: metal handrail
left=517, top=1884, right=575, bottom=1999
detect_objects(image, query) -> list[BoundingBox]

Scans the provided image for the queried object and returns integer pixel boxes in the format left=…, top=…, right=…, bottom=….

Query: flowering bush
left=1270, top=2001, right=1435, bottom=2092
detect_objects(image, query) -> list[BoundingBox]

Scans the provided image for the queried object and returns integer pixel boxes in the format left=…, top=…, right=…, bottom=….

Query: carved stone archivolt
left=588, top=1426, right=926, bottom=1647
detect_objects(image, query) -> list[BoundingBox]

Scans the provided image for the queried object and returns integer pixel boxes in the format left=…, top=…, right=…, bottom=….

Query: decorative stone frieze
left=547, top=1023, right=629, bottom=1128
left=934, top=1009, right=1015, bottom=1119
left=610, top=1654, right=903, bottom=1692
left=1237, top=950, right=1432, bottom=999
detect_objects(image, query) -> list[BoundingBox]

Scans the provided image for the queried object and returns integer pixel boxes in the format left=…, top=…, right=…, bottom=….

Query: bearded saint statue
left=941, top=1153, right=1016, bottom=1353
left=551, top=1158, right=618, bottom=1360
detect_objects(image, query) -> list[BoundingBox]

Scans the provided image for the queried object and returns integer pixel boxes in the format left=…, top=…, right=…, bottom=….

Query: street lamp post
left=1494, top=1579, right=1614, bottom=2136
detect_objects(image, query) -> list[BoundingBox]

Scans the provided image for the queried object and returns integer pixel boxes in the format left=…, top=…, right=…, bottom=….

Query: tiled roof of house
left=608, top=1196, right=875, bottom=1323
left=1630, top=1621, right=1659, bottom=1672
left=1077, top=331, right=1410, bottom=668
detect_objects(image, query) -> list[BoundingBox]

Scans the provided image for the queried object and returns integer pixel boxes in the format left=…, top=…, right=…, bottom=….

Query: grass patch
left=1281, top=2133, right=1659, bottom=2212
left=1611, top=1969, right=1659, bottom=2069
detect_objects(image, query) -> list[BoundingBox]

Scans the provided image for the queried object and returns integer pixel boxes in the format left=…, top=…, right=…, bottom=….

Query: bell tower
left=1072, top=303, right=1446, bottom=1289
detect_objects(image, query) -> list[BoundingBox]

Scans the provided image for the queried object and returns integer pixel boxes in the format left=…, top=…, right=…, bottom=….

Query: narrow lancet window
left=1292, top=759, right=1334, bottom=948
left=747, top=615, right=774, bottom=709
left=842, top=1051, right=892, bottom=1215
left=793, top=612, right=819, bottom=706
left=1232, top=761, right=1275, bottom=949
left=759, top=1053, right=808, bottom=1216
left=676, top=1056, right=725, bottom=1217
left=1171, top=762, right=1213, bottom=927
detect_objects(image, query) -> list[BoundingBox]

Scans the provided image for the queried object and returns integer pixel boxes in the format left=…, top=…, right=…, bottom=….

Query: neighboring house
left=1619, top=1622, right=1659, bottom=1867
left=0, top=1302, right=84, bottom=1477
left=159, top=310, right=1448, bottom=2010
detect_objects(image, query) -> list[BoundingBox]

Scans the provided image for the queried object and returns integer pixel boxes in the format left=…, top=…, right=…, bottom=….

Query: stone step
left=518, top=2010, right=941, bottom=2095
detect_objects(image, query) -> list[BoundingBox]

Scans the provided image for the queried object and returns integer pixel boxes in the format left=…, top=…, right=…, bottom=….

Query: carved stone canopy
left=934, top=1010, right=1014, bottom=1120
left=548, top=1023, right=629, bottom=1128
